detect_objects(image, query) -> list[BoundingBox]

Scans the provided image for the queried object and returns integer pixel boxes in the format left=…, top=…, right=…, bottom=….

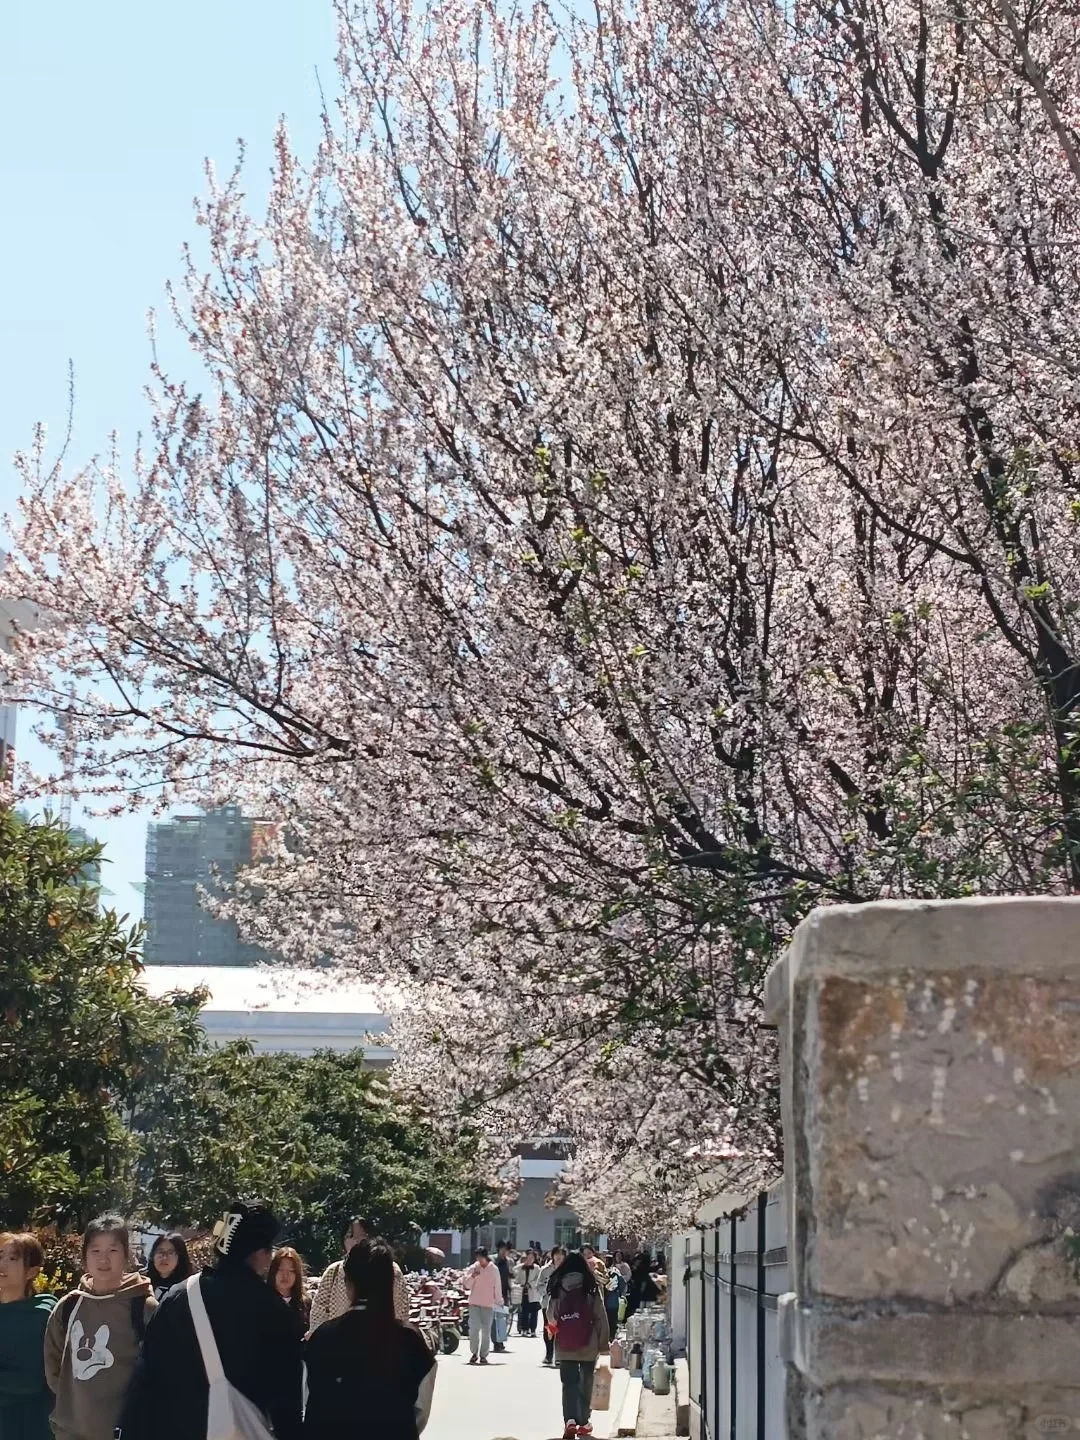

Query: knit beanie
left=213, top=1199, right=280, bottom=1264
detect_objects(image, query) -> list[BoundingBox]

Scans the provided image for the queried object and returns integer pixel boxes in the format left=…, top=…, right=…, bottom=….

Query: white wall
left=494, top=1176, right=582, bottom=1255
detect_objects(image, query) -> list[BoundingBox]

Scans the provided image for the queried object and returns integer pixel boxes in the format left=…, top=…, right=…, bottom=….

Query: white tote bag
left=185, top=1274, right=276, bottom=1440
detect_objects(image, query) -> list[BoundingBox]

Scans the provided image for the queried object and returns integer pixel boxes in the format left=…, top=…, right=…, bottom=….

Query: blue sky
left=0, top=0, right=337, bottom=921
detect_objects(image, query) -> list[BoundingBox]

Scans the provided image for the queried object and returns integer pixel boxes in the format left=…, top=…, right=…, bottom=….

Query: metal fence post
left=685, top=1235, right=691, bottom=1359
left=713, top=1223, right=721, bottom=1440
left=700, top=1226, right=708, bottom=1440
left=729, top=1215, right=738, bottom=1440
left=756, top=1192, right=767, bottom=1440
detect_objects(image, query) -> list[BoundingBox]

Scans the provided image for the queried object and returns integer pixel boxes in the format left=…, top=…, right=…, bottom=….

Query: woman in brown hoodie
left=43, top=1214, right=155, bottom=1440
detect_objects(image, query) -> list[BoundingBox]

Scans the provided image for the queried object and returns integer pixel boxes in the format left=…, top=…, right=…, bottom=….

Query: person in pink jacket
left=463, top=1249, right=504, bottom=1365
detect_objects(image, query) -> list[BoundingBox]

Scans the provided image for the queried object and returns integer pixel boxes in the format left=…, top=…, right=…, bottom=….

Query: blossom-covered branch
left=6, top=0, right=1080, bottom=1220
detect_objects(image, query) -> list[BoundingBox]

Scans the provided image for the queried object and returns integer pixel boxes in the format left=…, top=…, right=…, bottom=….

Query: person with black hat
left=117, top=1199, right=303, bottom=1440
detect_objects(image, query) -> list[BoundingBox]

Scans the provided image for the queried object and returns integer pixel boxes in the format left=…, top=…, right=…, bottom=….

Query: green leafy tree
left=0, top=811, right=204, bottom=1226
left=131, top=1046, right=497, bottom=1268
left=0, top=812, right=496, bottom=1256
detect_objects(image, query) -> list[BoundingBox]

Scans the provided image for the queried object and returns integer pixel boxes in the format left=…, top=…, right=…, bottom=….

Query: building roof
left=139, top=964, right=386, bottom=1018
left=137, top=964, right=394, bottom=1061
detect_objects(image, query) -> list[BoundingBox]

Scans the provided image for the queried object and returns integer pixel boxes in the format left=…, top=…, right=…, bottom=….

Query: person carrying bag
left=545, top=1253, right=610, bottom=1440
left=117, top=1200, right=302, bottom=1440
left=186, top=1275, right=274, bottom=1440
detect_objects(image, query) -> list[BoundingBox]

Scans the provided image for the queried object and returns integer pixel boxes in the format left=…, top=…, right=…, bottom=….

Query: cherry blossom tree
left=5, top=0, right=1080, bottom=1223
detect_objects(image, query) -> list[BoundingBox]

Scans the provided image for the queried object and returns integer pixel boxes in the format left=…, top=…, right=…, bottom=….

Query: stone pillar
left=763, top=898, right=1080, bottom=1440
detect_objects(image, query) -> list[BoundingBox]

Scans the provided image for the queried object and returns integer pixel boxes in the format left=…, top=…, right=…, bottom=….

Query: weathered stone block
left=764, top=899, right=1080, bottom=1307
left=768, top=900, right=1080, bottom=1440
left=781, top=1302, right=1080, bottom=1388
left=803, top=1384, right=1043, bottom=1440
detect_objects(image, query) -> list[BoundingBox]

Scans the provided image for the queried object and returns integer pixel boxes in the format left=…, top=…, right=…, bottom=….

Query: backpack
left=554, top=1291, right=595, bottom=1352
left=185, top=1273, right=275, bottom=1440
left=60, top=1292, right=148, bottom=1344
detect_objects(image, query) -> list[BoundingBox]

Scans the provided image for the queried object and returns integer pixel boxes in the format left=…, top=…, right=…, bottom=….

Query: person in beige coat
left=43, top=1215, right=156, bottom=1440
left=308, top=1218, right=408, bottom=1332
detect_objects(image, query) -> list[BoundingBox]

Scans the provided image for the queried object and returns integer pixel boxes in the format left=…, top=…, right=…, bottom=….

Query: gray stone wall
left=764, top=898, right=1080, bottom=1440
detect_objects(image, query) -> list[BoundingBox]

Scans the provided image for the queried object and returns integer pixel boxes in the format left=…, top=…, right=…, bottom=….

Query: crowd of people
left=458, top=1240, right=663, bottom=1439
left=0, top=1208, right=664, bottom=1440
left=0, top=1202, right=433, bottom=1440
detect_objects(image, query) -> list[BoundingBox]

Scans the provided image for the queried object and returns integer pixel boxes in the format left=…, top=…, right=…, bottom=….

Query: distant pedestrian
left=44, top=1214, right=156, bottom=1440
left=117, top=1198, right=302, bottom=1440
left=612, top=1251, right=632, bottom=1286
left=303, top=1239, right=436, bottom=1440
left=310, top=1218, right=409, bottom=1331
left=0, top=1231, right=55, bottom=1440
left=624, top=1253, right=659, bottom=1322
left=493, top=1242, right=513, bottom=1352
left=268, top=1246, right=310, bottom=1340
left=537, top=1246, right=566, bottom=1367
left=601, top=1263, right=625, bottom=1339
left=514, top=1250, right=541, bottom=1336
left=463, top=1248, right=503, bottom=1365
left=145, top=1234, right=194, bottom=1303
left=546, top=1252, right=609, bottom=1440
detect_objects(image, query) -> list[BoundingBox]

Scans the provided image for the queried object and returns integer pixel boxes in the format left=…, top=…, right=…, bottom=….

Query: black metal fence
left=681, top=1185, right=788, bottom=1440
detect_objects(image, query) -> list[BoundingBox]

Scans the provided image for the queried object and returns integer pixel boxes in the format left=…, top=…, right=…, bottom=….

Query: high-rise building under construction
left=144, top=806, right=273, bottom=966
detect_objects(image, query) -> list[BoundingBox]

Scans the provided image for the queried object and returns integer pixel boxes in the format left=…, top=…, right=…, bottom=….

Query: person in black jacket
left=493, top=1241, right=512, bottom=1353
left=624, top=1252, right=660, bottom=1323
left=304, top=1239, right=435, bottom=1440
left=118, top=1199, right=303, bottom=1440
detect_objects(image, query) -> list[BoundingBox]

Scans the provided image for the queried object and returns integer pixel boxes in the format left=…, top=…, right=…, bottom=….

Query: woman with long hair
left=545, top=1252, right=610, bottom=1440
left=145, top=1234, right=194, bottom=1302
left=0, top=1232, right=56, bottom=1440
left=267, top=1247, right=309, bottom=1339
left=303, top=1239, right=436, bottom=1440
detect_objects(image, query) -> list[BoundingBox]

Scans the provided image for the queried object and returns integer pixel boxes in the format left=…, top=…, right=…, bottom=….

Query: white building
left=137, top=964, right=395, bottom=1065
left=423, top=1141, right=586, bottom=1261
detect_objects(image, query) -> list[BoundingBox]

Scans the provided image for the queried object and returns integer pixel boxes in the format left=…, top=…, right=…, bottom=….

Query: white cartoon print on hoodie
left=70, top=1318, right=115, bottom=1380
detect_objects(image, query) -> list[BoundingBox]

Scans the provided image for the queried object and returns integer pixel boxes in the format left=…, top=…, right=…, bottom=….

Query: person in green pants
left=0, top=1232, right=56, bottom=1440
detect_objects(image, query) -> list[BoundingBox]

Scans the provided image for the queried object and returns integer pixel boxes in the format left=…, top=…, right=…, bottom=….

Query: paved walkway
left=426, top=1334, right=563, bottom=1440
left=426, top=1334, right=632, bottom=1440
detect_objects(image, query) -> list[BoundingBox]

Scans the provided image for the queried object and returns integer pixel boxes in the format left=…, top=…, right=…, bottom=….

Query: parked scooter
left=439, top=1289, right=468, bottom=1354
